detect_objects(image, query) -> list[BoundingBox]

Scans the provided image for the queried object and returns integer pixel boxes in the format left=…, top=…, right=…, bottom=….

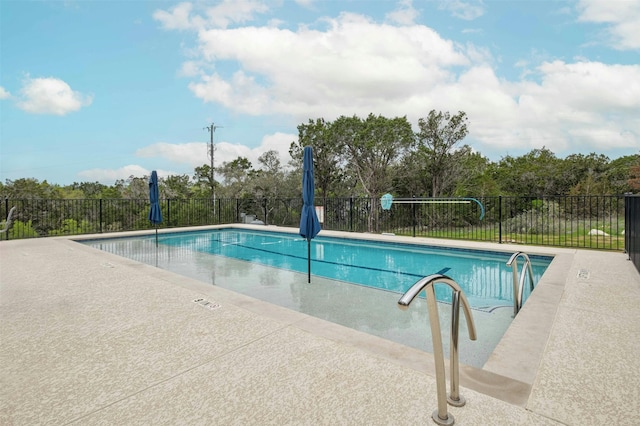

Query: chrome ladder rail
left=398, top=274, right=477, bottom=426
left=506, top=252, right=536, bottom=316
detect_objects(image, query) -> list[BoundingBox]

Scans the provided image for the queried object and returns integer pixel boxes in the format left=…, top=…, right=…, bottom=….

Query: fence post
left=412, top=200, right=416, bottom=238
left=349, top=197, right=353, bottom=232
left=498, top=196, right=502, bottom=243
left=625, top=193, right=630, bottom=257
left=263, top=199, right=268, bottom=225
left=99, top=199, right=103, bottom=233
left=4, top=198, right=8, bottom=240
left=167, top=199, right=171, bottom=227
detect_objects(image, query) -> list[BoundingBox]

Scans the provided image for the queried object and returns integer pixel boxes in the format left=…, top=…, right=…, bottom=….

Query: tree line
left=2, top=110, right=640, bottom=201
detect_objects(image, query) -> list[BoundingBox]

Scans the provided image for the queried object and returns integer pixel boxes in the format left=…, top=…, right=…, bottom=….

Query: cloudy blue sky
left=1, top=0, right=638, bottom=185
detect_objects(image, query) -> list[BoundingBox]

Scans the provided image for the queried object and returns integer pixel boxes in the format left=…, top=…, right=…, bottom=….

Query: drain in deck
left=193, top=298, right=222, bottom=310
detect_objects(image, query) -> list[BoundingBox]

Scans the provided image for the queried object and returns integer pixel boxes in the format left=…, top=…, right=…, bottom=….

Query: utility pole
left=204, top=123, right=222, bottom=199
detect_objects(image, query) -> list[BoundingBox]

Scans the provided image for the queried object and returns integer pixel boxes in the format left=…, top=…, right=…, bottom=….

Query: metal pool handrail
left=398, top=274, right=477, bottom=426
left=506, top=252, right=536, bottom=316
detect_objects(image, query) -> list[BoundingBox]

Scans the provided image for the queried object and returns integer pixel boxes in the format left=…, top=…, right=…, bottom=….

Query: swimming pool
left=83, top=228, right=552, bottom=368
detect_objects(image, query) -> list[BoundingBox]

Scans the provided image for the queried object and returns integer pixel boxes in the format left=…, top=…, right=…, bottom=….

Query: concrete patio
left=1, top=227, right=639, bottom=425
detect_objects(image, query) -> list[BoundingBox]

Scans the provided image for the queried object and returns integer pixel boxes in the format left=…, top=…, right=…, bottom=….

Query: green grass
left=389, top=224, right=625, bottom=251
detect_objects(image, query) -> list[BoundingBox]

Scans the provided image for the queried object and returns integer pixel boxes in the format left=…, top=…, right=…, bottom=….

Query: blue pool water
left=158, top=228, right=551, bottom=310
left=82, top=228, right=553, bottom=368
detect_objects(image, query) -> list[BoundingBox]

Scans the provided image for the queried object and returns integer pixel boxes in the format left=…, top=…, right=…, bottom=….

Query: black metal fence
left=323, top=195, right=626, bottom=250
left=625, top=195, right=640, bottom=271
left=1, top=195, right=628, bottom=250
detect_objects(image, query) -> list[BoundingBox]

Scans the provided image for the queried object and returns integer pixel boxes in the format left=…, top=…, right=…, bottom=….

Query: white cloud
left=256, top=132, right=297, bottom=168
left=77, top=164, right=183, bottom=185
left=189, top=13, right=467, bottom=120
left=0, top=86, right=10, bottom=100
left=386, top=0, right=420, bottom=25
left=132, top=132, right=296, bottom=181
left=577, top=0, right=640, bottom=50
left=153, top=2, right=203, bottom=30
left=178, top=60, right=203, bottom=77
left=78, top=165, right=151, bottom=183
left=153, top=0, right=268, bottom=30
left=569, top=127, right=636, bottom=149
left=188, top=71, right=270, bottom=115
left=213, top=133, right=295, bottom=172
left=135, top=142, right=205, bottom=165
left=438, top=0, right=485, bottom=21
left=535, top=61, right=639, bottom=111
left=430, top=61, right=640, bottom=154
left=156, top=5, right=639, bottom=160
left=204, top=0, right=269, bottom=29
left=16, top=77, right=92, bottom=115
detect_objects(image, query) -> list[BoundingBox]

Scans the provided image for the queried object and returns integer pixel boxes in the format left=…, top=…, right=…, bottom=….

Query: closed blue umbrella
left=299, top=146, right=321, bottom=283
left=148, top=170, right=163, bottom=246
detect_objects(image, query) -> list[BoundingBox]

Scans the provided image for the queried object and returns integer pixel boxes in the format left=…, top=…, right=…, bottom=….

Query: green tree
left=163, top=174, right=192, bottom=199
left=100, top=186, right=122, bottom=199
left=493, top=148, right=561, bottom=196
left=193, top=164, right=216, bottom=198
left=58, top=187, right=85, bottom=199
left=217, top=157, right=253, bottom=198
left=67, top=181, right=108, bottom=198
left=334, top=114, right=415, bottom=199
left=290, top=118, right=347, bottom=198
left=249, top=150, right=290, bottom=223
left=120, top=175, right=148, bottom=199
left=0, top=178, right=63, bottom=199
left=452, top=150, right=498, bottom=197
left=558, top=153, right=610, bottom=195
left=251, top=150, right=287, bottom=197
left=391, top=149, right=430, bottom=197
left=609, top=154, right=639, bottom=194
left=416, top=110, right=470, bottom=197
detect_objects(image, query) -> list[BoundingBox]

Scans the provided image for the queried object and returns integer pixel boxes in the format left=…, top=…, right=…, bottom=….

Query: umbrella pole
left=307, top=239, right=311, bottom=283
left=155, top=226, right=158, bottom=247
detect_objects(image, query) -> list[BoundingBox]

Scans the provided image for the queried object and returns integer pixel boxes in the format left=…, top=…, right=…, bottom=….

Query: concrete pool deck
left=1, top=225, right=639, bottom=425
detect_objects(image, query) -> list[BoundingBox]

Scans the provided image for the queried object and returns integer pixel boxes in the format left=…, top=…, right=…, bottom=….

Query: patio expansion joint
left=62, top=324, right=293, bottom=426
